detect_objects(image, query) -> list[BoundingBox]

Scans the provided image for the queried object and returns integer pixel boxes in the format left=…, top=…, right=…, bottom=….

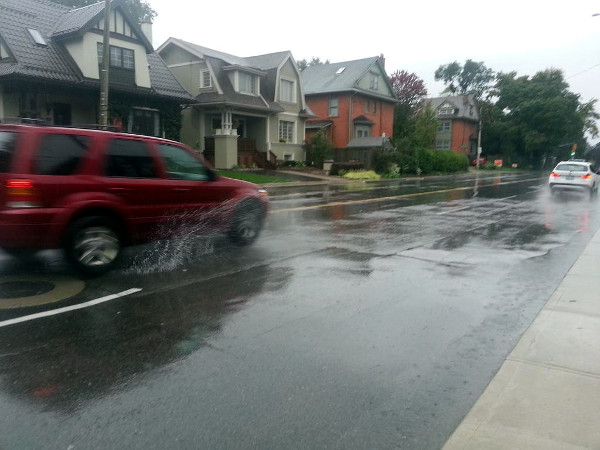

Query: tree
left=483, top=68, right=599, bottom=167
left=297, top=57, right=329, bottom=72
left=388, top=70, right=428, bottom=148
left=434, top=59, right=495, bottom=100
left=389, top=70, right=428, bottom=109
left=49, top=0, right=157, bottom=23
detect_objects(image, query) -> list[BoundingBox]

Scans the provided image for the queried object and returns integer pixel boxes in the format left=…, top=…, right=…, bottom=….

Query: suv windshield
left=0, top=131, right=17, bottom=173
left=555, top=164, right=587, bottom=172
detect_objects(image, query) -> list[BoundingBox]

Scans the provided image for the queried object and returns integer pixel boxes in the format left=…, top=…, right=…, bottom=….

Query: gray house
left=0, top=0, right=191, bottom=137
left=157, top=39, right=314, bottom=169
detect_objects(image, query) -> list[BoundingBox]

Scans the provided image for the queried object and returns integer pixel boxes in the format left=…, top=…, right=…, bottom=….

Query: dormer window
left=438, top=106, right=454, bottom=115
left=97, top=43, right=135, bottom=85
left=280, top=79, right=295, bottom=103
left=27, top=28, right=47, bottom=47
left=239, top=72, right=255, bottom=94
left=201, top=70, right=212, bottom=89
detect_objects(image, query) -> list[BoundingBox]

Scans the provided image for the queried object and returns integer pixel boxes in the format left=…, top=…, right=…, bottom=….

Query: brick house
left=302, top=56, right=396, bottom=166
left=428, top=95, right=480, bottom=158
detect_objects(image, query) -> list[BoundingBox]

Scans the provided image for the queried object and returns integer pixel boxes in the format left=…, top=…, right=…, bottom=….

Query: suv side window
left=0, top=131, right=17, bottom=173
left=35, top=134, right=90, bottom=175
left=156, top=143, right=211, bottom=181
left=105, top=139, right=157, bottom=178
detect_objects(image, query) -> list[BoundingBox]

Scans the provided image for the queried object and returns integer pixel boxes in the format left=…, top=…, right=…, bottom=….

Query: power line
left=567, top=63, right=600, bottom=79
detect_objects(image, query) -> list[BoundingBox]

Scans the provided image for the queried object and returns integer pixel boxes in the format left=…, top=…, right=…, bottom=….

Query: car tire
left=228, top=201, right=263, bottom=246
left=65, top=216, right=122, bottom=275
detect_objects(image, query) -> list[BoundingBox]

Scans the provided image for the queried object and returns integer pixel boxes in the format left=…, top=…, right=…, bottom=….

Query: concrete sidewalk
left=443, top=229, right=600, bottom=449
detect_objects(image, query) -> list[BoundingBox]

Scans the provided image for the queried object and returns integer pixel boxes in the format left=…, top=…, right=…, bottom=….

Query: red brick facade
left=305, top=94, right=395, bottom=148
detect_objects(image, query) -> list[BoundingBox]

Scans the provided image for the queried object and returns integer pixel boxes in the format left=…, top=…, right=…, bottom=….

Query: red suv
left=0, top=125, right=268, bottom=274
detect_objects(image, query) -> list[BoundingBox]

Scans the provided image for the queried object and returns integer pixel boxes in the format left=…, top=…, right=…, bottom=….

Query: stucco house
left=157, top=39, right=314, bottom=169
left=427, top=95, right=480, bottom=157
left=302, top=56, right=397, bottom=166
left=0, top=0, right=191, bottom=137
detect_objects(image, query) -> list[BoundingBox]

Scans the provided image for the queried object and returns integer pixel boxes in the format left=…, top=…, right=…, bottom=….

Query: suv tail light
left=550, top=172, right=560, bottom=177
left=581, top=174, right=592, bottom=179
left=5, top=179, right=41, bottom=208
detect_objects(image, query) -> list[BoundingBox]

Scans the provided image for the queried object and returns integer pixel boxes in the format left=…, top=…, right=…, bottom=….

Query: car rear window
left=555, top=164, right=587, bottom=172
left=35, top=134, right=90, bottom=175
left=0, top=131, right=17, bottom=173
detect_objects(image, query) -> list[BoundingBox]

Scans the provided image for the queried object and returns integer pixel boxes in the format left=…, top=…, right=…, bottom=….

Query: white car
left=549, top=160, right=599, bottom=195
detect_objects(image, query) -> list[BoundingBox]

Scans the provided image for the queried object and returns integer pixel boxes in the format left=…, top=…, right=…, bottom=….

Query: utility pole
left=476, top=106, right=482, bottom=170
left=99, top=0, right=111, bottom=128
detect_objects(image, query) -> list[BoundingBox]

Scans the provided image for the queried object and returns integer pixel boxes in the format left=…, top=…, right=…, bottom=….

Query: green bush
left=374, top=152, right=416, bottom=177
left=342, top=170, right=381, bottom=181
left=375, top=150, right=468, bottom=176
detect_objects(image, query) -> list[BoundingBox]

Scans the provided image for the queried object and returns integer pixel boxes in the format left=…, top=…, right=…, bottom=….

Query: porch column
left=214, top=134, right=238, bottom=169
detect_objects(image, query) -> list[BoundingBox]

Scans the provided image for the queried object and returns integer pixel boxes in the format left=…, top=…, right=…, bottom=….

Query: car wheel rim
left=237, top=216, right=258, bottom=239
left=73, top=226, right=120, bottom=267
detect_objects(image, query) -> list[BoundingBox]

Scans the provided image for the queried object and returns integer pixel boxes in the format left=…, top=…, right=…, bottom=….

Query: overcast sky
left=148, top=0, right=600, bottom=141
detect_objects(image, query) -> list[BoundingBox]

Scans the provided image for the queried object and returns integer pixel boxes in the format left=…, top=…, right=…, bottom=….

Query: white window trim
left=280, top=78, right=296, bottom=103
left=278, top=120, right=295, bottom=144
left=200, top=69, right=212, bottom=89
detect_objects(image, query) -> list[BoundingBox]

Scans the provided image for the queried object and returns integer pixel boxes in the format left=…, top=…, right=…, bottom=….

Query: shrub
left=281, top=160, right=306, bottom=168
left=342, top=170, right=381, bottom=181
left=373, top=152, right=416, bottom=177
left=330, top=161, right=364, bottom=176
left=375, top=150, right=468, bottom=176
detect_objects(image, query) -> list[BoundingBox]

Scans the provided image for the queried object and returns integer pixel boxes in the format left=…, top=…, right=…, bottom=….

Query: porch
left=204, top=137, right=277, bottom=169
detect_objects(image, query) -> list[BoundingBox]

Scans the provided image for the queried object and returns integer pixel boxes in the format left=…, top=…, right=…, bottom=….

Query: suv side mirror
left=206, top=168, right=218, bottom=181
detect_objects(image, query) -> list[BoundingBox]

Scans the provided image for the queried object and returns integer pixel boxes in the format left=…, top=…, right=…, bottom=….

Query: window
left=329, top=97, right=338, bottom=117
left=157, top=144, right=211, bottom=181
left=97, top=44, right=135, bottom=70
left=356, top=126, right=371, bottom=138
left=27, top=28, right=47, bottom=46
left=130, top=108, right=160, bottom=137
left=436, top=139, right=451, bottom=150
left=365, top=101, right=377, bottom=114
left=280, top=79, right=295, bottom=103
left=0, top=132, right=17, bottom=173
left=35, top=134, right=89, bottom=176
left=239, top=72, right=255, bottom=94
left=438, top=104, right=454, bottom=115
left=105, top=139, right=156, bottom=178
left=369, top=74, right=379, bottom=90
left=279, top=121, right=294, bottom=143
left=437, top=121, right=451, bottom=132
left=201, top=70, right=212, bottom=88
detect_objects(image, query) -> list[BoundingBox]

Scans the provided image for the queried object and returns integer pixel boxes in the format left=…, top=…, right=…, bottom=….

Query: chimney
left=140, top=18, right=153, bottom=47
left=379, top=53, right=385, bottom=69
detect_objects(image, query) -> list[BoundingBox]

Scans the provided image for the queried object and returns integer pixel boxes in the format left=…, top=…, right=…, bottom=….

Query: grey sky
left=149, top=0, right=600, bottom=142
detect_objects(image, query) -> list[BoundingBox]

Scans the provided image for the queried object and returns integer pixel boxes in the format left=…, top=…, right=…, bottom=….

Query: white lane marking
left=0, top=288, right=142, bottom=328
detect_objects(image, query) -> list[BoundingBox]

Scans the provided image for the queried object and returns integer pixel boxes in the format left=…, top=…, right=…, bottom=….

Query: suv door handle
left=109, top=187, right=133, bottom=193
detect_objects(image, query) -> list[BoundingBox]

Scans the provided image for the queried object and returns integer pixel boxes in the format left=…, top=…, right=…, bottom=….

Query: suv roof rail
left=0, top=119, right=122, bottom=132
left=0, top=117, right=52, bottom=126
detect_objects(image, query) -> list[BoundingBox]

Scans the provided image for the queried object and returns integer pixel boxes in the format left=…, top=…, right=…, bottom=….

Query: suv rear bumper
left=0, top=209, right=63, bottom=249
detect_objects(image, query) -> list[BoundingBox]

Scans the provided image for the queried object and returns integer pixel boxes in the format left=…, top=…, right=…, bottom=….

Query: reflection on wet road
left=1, top=172, right=598, bottom=449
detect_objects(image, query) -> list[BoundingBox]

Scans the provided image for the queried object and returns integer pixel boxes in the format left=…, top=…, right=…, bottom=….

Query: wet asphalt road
left=1, top=171, right=599, bottom=449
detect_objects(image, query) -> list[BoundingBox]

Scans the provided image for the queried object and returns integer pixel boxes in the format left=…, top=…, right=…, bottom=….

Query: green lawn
left=217, top=170, right=292, bottom=184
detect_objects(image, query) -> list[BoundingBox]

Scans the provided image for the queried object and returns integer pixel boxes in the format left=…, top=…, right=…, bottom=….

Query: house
left=427, top=95, right=480, bottom=157
left=301, top=56, right=397, bottom=167
left=157, top=39, right=314, bottom=169
left=0, top=0, right=191, bottom=138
